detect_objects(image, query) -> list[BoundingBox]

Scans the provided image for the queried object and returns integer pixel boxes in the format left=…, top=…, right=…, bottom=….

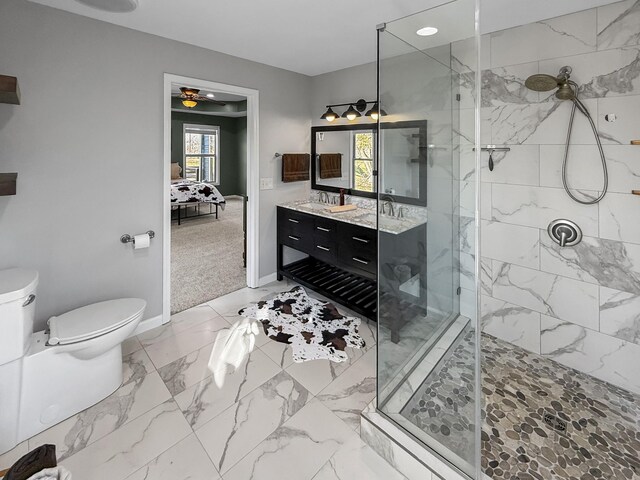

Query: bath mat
left=238, top=286, right=365, bottom=363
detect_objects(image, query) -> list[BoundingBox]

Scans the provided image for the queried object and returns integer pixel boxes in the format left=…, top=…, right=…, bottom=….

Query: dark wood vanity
left=276, top=206, right=378, bottom=321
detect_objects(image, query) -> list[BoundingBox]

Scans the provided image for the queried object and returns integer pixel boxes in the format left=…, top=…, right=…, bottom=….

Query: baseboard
left=131, top=314, right=163, bottom=336
left=258, top=272, right=278, bottom=286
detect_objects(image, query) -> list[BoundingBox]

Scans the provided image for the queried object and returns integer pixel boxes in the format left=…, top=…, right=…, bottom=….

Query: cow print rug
left=238, top=286, right=366, bottom=363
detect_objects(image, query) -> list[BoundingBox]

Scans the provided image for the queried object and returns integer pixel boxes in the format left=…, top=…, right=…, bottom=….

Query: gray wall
left=0, top=0, right=311, bottom=329
left=171, top=112, right=247, bottom=196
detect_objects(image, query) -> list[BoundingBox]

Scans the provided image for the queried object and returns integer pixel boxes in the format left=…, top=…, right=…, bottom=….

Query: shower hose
left=563, top=83, right=608, bottom=205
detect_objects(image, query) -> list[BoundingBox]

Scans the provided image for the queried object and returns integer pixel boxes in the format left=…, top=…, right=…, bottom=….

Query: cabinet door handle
left=316, top=245, right=330, bottom=251
left=352, top=236, right=369, bottom=244
left=288, top=235, right=300, bottom=241
left=352, top=257, right=369, bottom=265
left=316, top=226, right=331, bottom=232
left=288, top=218, right=300, bottom=224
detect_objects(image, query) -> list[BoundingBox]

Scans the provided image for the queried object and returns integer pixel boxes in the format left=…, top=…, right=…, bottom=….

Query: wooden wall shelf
left=0, top=75, right=20, bottom=105
left=0, top=173, right=17, bottom=196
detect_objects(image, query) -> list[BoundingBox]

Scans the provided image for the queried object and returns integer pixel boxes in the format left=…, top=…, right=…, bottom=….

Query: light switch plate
left=260, top=177, right=274, bottom=190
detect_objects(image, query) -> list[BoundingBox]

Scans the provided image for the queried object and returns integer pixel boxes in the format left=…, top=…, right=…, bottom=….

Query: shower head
left=524, top=74, right=559, bottom=92
left=555, top=82, right=576, bottom=100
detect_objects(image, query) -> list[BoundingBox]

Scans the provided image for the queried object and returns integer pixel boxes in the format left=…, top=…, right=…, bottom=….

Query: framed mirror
left=311, top=120, right=427, bottom=205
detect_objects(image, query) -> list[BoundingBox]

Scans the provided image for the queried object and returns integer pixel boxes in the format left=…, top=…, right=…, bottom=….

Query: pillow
left=171, top=162, right=183, bottom=180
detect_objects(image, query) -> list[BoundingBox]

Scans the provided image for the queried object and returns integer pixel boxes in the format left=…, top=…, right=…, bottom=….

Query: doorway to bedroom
left=163, top=75, right=258, bottom=317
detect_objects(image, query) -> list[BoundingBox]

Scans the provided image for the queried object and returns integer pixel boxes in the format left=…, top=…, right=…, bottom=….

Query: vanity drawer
left=311, top=238, right=337, bottom=264
left=338, top=222, right=377, bottom=255
left=278, top=208, right=313, bottom=237
left=338, top=245, right=377, bottom=276
left=314, top=217, right=337, bottom=240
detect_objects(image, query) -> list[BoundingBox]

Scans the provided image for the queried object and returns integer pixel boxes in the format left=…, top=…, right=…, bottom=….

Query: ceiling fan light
left=342, top=105, right=361, bottom=121
left=182, top=99, right=198, bottom=108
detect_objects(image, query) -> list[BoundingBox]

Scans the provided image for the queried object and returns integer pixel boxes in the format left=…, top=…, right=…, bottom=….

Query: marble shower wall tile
left=539, top=46, right=640, bottom=99
left=597, top=0, right=640, bottom=50
left=540, top=144, right=640, bottom=193
left=599, top=286, right=640, bottom=345
left=492, top=261, right=599, bottom=330
left=481, top=295, right=541, bottom=353
left=480, top=144, right=539, bottom=186
left=599, top=192, right=640, bottom=244
left=540, top=315, right=640, bottom=394
left=598, top=95, right=640, bottom=145
left=491, top=9, right=596, bottom=68
left=540, top=234, right=640, bottom=293
left=481, top=220, right=540, bottom=269
left=491, top=184, right=599, bottom=236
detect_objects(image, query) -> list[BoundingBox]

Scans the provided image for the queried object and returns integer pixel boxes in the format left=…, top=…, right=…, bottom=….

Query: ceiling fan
left=174, top=87, right=226, bottom=108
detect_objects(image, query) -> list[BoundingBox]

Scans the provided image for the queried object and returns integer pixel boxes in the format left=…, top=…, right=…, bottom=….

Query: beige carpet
left=171, top=197, right=246, bottom=313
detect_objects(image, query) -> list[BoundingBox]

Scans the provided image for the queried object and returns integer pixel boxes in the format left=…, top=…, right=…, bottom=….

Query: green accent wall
left=171, top=112, right=247, bottom=196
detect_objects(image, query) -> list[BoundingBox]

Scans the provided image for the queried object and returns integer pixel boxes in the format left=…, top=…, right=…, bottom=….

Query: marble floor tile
left=137, top=306, right=225, bottom=348
left=223, top=399, right=360, bottom=480
left=195, top=370, right=310, bottom=474
left=157, top=342, right=216, bottom=397
left=311, top=437, right=407, bottom=480
left=285, top=348, right=366, bottom=396
left=124, top=434, right=220, bottom=480
left=260, top=340, right=295, bottom=369
left=144, top=315, right=231, bottom=369
left=316, top=349, right=376, bottom=432
left=174, top=348, right=281, bottom=430
left=122, top=336, right=143, bottom=356
left=169, top=303, right=222, bottom=333
left=29, top=371, right=172, bottom=461
left=60, top=400, right=192, bottom=480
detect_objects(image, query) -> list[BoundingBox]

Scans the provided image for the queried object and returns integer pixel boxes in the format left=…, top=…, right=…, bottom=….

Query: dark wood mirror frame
left=310, top=120, right=428, bottom=206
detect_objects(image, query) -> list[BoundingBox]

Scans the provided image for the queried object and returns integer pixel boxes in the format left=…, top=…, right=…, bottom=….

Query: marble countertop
left=278, top=201, right=426, bottom=235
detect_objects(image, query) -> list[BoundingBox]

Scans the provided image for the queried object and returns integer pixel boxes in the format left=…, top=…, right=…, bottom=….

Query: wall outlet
left=260, top=177, right=274, bottom=190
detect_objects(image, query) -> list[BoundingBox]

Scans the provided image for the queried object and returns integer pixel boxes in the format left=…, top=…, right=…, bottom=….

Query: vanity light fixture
left=320, top=107, right=338, bottom=122
left=416, top=26, right=438, bottom=36
left=320, top=98, right=386, bottom=122
left=365, top=103, right=387, bottom=120
left=342, top=104, right=361, bottom=121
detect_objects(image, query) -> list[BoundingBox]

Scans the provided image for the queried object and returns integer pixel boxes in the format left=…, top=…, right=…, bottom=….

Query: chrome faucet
left=380, top=195, right=395, bottom=217
left=318, top=191, right=330, bottom=204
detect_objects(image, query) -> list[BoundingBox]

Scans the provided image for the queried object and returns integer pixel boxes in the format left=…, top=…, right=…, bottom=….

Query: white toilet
left=0, top=268, right=146, bottom=455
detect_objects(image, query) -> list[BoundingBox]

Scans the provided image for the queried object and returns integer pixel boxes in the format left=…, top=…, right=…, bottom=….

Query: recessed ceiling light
left=416, top=27, right=438, bottom=36
left=75, top=0, right=139, bottom=12
left=206, top=93, right=215, bottom=98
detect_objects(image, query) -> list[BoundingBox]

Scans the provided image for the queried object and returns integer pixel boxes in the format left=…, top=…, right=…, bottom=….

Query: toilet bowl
left=0, top=268, right=146, bottom=455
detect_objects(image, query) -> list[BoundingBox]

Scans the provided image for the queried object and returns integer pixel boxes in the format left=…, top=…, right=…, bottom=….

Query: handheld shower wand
left=525, top=67, right=608, bottom=205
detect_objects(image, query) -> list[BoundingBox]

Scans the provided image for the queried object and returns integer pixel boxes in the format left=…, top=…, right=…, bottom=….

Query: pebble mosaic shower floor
left=401, top=329, right=640, bottom=479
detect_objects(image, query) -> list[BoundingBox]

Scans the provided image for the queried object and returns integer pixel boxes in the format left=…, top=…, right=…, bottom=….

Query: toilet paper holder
left=120, top=230, right=155, bottom=245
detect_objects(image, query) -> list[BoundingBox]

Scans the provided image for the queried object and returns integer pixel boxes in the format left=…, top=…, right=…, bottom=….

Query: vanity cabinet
left=276, top=206, right=378, bottom=320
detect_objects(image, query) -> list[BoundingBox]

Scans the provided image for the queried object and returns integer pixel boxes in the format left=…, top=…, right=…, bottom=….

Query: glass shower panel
left=376, top=0, right=480, bottom=476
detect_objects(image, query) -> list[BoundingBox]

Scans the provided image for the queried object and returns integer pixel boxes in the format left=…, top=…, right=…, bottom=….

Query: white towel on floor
left=27, top=467, right=72, bottom=480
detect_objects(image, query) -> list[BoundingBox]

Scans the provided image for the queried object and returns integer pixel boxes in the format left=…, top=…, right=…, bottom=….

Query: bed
left=170, top=181, right=226, bottom=225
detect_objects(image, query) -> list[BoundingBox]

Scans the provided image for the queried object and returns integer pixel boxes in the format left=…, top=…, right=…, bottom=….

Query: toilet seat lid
left=48, top=298, right=146, bottom=345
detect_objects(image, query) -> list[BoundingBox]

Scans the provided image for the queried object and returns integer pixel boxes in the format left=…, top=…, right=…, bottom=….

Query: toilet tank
left=0, top=268, right=38, bottom=365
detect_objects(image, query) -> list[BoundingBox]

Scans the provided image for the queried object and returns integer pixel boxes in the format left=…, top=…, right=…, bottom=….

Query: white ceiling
left=29, top=0, right=621, bottom=76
